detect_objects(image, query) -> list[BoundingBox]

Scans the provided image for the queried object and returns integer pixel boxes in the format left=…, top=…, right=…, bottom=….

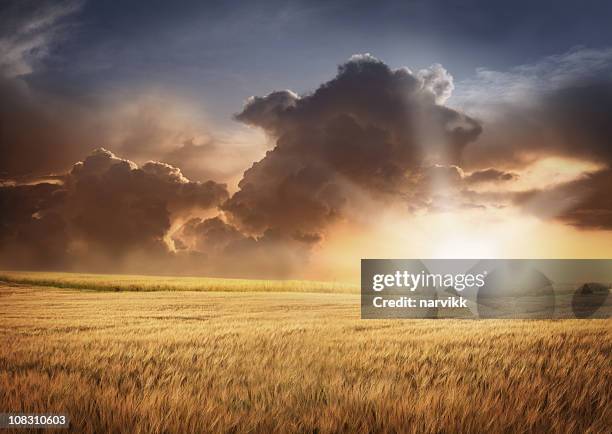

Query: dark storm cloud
left=539, top=81, right=612, bottom=163
left=515, top=168, right=612, bottom=231
left=177, top=216, right=247, bottom=253
left=461, top=81, right=612, bottom=170
left=0, top=182, right=67, bottom=268
left=0, top=148, right=228, bottom=270
left=465, top=168, right=518, bottom=184
left=226, top=54, right=482, bottom=239
left=451, top=47, right=612, bottom=229
left=171, top=216, right=311, bottom=278
left=65, top=149, right=227, bottom=253
left=457, top=48, right=612, bottom=170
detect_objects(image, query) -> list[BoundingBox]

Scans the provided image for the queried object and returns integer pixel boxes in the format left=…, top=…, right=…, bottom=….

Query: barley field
left=0, top=279, right=610, bottom=433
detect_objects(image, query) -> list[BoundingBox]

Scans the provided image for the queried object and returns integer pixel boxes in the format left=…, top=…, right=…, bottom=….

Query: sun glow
left=311, top=204, right=612, bottom=282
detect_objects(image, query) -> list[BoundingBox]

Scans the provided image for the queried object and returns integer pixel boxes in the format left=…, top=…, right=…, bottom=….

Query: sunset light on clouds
left=2, top=0, right=612, bottom=281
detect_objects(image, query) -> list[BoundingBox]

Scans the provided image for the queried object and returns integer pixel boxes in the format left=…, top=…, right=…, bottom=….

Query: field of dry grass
left=0, top=280, right=610, bottom=433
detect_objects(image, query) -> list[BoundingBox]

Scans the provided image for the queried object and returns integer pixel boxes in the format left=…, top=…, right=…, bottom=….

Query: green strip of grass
left=0, top=270, right=358, bottom=294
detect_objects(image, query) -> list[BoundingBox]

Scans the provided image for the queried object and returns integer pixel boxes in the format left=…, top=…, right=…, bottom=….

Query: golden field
left=0, top=277, right=610, bottom=433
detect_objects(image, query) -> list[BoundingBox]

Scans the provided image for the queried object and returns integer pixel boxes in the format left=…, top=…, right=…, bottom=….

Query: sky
left=2, top=0, right=612, bottom=281
left=6, top=1, right=612, bottom=127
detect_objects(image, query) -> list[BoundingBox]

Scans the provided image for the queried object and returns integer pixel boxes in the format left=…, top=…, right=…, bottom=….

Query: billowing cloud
left=417, top=63, right=454, bottom=105
left=448, top=46, right=612, bottom=230
left=459, top=81, right=612, bottom=170
left=4, top=46, right=612, bottom=279
left=0, top=182, right=67, bottom=268
left=515, top=168, right=612, bottom=230
left=455, top=47, right=612, bottom=170
left=225, top=54, right=482, bottom=240
left=171, top=217, right=308, bottom=278
left=0, top=148, right=228, bottom=270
